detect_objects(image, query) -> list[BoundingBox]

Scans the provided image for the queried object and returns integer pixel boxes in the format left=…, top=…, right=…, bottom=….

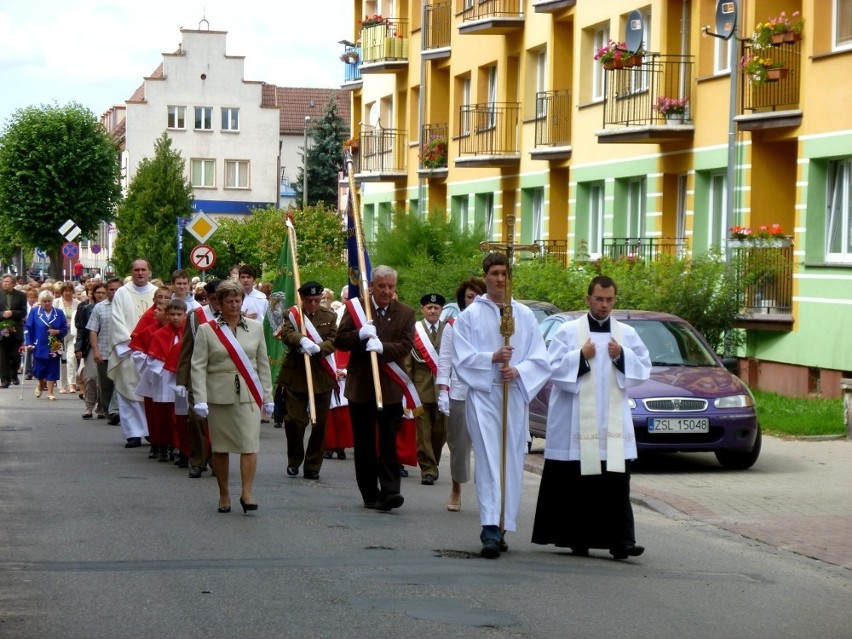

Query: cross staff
left=480, top=212, right=538, bottom=538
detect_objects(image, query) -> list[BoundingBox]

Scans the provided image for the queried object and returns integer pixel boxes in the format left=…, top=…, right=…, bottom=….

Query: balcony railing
left=361, top=19, right=410, bottom=63
left=603, top=55, right=694, bottom=127
left=461, top=0, right=522, bottom=21
left=731, top=240, right=793, bottom=314
left=458, top=102, right=520, bottom=157
left=359, top=126, right=407, bottom=174
left=536, top=239, right=569, bottom=266
left=419, top=123, right=449, bottom=170
left=740, top=40, right=801, bottom=113
left=341, top=46, right=362, bottom=84
left=424, top=1, right=452, bottom=50
left=602, top=237, right=688, bottom=261
left=535, top=89, right=572, bottom=147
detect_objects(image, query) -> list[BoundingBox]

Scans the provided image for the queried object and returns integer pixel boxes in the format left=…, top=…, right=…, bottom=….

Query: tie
left=377, top=308, right=385, bottom=318
left=430, top=324, right=437, bottom=336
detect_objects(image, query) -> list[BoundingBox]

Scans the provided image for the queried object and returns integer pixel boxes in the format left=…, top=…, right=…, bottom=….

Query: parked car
left=529, top=310, right=761, bottom=470
left=440, top=300, right=560, bottom=323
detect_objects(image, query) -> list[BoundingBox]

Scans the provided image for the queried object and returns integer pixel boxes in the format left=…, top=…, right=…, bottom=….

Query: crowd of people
left=0, top=257, right=652, bottom=561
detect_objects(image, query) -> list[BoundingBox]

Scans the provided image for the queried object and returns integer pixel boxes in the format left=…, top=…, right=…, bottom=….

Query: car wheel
left=715, top=427, right=762, bottom=470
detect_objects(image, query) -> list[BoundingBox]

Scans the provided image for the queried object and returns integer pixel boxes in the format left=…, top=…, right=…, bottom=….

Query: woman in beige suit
left=191, top=280, right=274, bottom=514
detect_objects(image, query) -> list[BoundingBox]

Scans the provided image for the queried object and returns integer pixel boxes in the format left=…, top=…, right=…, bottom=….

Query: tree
left=0, top=103, right=122, bottom=280
left=112, top=132, right=194, bottom=280
left=294, top=96, right=349, bottom=208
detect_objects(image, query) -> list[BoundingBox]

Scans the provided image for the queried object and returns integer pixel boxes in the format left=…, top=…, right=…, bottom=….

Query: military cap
left=420, top=293, right=446, bottom=307
left=298, top=281, right=324, bottom=296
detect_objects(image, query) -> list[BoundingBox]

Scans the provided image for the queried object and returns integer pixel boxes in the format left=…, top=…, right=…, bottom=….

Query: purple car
left=529, top=310, right=761, bottom=470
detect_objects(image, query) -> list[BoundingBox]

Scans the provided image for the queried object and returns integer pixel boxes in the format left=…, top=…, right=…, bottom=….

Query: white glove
left=358, top=321, right=377, bottom=340
left=437, top=389, right=450, bottom=416
left=365, top=337, right=383, bottom=354
left=193, top=402, right=209, bottom=418
left=174, top=385, right=187, bottom=399
left=299, top=337, right=321, bottom=355
left=262, top=402, right=275, bottom=415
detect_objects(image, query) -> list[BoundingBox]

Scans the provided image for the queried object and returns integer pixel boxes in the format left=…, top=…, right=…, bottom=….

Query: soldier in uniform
left=278, top=281, right=338, bottom=480
left=407, top=293, right=447, bottom=485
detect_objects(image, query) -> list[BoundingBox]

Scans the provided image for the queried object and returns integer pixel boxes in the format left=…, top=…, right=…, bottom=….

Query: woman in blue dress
left=25, top=290, right=67, bottom=400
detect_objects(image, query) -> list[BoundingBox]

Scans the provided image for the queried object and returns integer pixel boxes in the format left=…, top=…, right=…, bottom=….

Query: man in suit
left=334, top=265, right=416, bottom=512
left=278, top=281, right=338, bottom=480
left=0, top=275, right=27, bottom=387
left=407, top=293, right=447, bottom=486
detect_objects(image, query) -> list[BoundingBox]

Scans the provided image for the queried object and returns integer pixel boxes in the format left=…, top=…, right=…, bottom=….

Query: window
left=709, top=173, right=727, bottom=248
left=194, top=107, right=213, bottom=131
left=676, top=174, right=688, bottom=256
left=168, top=106, right=186, bottom=129
left=589, top=182, right=605, bottom=256
left=714, top=34, right=732, bottom=74
left=486, top=66, right=497, bottom=129
left=461, top=77, right=471, bottom=135
left=535, top=51, right=547, bottom=118
left=221, top=108, right=239, bottom=132
left=837, top=0, right=852, bottom=49
left=531, top=188, right=544, bottom=241
left=475, top=192, right=494, bottom=239
left=827, top=158, right=852, bottom=262
left=592, top=26, right=609, bottom=101
left=191, top=159, right=215, bottom=187
left=627, top=178, right=647, bottom=238
left=225, top=160, right=249, bottom=189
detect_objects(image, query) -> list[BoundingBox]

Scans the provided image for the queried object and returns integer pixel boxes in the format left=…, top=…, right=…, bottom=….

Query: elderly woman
left=191, top=280, right=273, bottom=514
left=25, top=290, right=68, bottom=400
left=56, top=281, right=79, bottom=394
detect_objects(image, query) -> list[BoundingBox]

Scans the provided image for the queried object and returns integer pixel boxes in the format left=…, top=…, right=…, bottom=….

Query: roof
left=262, top=86, right=352, bottom=136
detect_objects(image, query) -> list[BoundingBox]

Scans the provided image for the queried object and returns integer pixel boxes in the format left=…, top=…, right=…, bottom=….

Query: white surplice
left=545, top=314, right=651, bottom=467
left=452, top=295, right=550, bottom=531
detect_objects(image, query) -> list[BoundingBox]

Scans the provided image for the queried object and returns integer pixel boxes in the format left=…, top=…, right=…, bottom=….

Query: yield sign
left=189, top=244, right=217, bottom=271
left=186, top=211, right=219, bottom=244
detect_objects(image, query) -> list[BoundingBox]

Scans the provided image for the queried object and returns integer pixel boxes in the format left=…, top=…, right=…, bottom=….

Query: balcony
left=532, top=0, right=577, bottom=13
left=531, top=89, right=572, bottom=161
left=354, top=126, right=407, bottom=182
left=456, top=102, right=520, bottom=167
left=736, top=40, right=802, bottom=131
left=340, top=46, right=362, bottom=89
left=459, top=0, right=524, bottom=36
left=731, top=240, right=794, bottom=330
left=597, top=54, right=695, bottom=144
left=360, top=18, right=410, bottom=73
left=602, top=237, right=688, bottom=261
left=417, top=123, right=449, bottom=179
left=536, top=239, right=569, bottom=266
left=423, top=1, right=452, bottom=60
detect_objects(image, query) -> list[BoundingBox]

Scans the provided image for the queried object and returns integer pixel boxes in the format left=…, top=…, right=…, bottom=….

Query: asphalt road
left=1, top=391, right=850, bottom=639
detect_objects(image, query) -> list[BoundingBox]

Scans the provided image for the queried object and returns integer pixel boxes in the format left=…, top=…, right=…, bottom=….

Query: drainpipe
left=417, top=1, right=427, bottom=216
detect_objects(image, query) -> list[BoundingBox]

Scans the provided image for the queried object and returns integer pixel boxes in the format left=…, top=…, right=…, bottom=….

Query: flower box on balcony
left=765, top=67, right=789, bottom=81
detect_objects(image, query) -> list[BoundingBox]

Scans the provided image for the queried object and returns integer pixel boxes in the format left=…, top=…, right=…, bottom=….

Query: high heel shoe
left=217, top=503, right=231, bottom=513
left=239, top=497, right=258, bottom=514
left=447, top=495, right=461, bottom=512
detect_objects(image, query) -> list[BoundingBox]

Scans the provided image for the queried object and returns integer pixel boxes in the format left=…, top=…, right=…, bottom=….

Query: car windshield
left=623, top=319, right=718, bottom=367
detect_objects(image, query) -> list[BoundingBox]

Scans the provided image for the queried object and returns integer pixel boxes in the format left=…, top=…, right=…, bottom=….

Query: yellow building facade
left=342, top=0, right=852, bottom=397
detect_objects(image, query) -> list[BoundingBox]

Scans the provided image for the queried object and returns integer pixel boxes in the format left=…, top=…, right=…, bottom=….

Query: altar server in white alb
left=452, top=252, right=550, bottom=559
left=532, top=275, right=651, bottom=560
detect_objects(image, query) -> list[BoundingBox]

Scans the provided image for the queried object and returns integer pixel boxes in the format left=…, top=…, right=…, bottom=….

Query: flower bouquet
left=49, top=334, right=63, bottom=358
left=0, top=318, right=16, bottom=338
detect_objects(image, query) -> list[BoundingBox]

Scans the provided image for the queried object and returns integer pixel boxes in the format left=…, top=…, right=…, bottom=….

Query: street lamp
left=303, top=115, right=311, bottom=209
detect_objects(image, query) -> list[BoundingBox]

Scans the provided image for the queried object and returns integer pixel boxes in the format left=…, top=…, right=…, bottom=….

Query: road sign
left=186, top=211, right=219, bottom=244
left=61, top=242, right=79, bottom=260
left=189, top=244, right=217, bottom=271
left=59, top=219, right=82, bottom=242
left=91, top=244, right=101, bottom=254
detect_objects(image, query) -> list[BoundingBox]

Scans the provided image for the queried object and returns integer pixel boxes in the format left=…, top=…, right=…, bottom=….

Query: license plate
left=648, top=418, right=709, bottom=433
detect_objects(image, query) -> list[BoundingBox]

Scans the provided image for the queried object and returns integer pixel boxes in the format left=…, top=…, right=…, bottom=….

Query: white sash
left=208, top=320, right=264, bottom=408
left=412, top=320, right=440, bottom=376
left=577, top=316, right=627, bottom=475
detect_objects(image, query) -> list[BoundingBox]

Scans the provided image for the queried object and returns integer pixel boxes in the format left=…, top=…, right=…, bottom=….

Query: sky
left=0, top=0, right=354, bottom=126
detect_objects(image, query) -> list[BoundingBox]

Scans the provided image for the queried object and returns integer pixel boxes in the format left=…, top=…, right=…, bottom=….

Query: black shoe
left=107, top=414, right=120, bottom=426
left=610, top=545, right=645, bottom=560
left=0, top=382, right=9, bottom=389
left=421, top=474, right=435, bottom=486
left=399, top=466, right=409, bottom=478
left=177, top=454, right=189, bottom=468
left=336, top=449, right=346, bottom=460
left=376, top=493, right=404, bottom=512
left=286, top=465, right=299, bottom=477
left=217, top=504, right=231, bottom=513
left=125, top=437, right=142, bottom=448
left=239, top=497, right=258, bottom=514
left=273, top=422, right=282, bottom=429
left=571, top=547, right=590, bottom=557
left=188, top=466, right=204, bottom=479
left=303, top=470, right=320, bottom=480
left=324, top=451, right=333, bottom=459
left=25, top=374, right=33, bottom=380
left=11, top=376, right=20, bottom=386
left=158, top=447, right=169, bottom=462
left=82, top=412, right=93, bottom=420
left=481, top=539, right=501, bottom=559
left=148, top=445, right=159, bottom=459
left=499, top=533, right=509, bottom=553
left=96, top=413, right=106, bottom=419
left=364, top=501, right=379, bottom=509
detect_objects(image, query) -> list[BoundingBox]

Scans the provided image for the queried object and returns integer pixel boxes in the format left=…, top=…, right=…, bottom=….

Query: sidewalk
left=526, top=434, right=852, bottom=571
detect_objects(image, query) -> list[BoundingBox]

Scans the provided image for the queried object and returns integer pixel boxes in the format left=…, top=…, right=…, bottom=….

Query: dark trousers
left=0, top=335, right=22, bottom=383
left=187, top=389, right=210, bottom=469
left=96, top=361, right=115, bottom=416
left=348, top=401, right=403, bottom=504
left=284, top=388, right=331, bottom=472
left=273, top=384, right=286, bottom=425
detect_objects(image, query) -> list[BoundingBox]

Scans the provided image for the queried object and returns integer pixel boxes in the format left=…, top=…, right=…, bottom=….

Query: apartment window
left=475, top=192, right=494, bottom=239
left=531, top=188, right=544, bottom=241
left=221, top=108, right=239, bottom=132
left=225, top=160, right=250, bottom=189
left=626, top=178, right=647, bottom=238
left=167, top=106, right=186, bottom=130
left=486, top=66, right=497, bottom=129
left=709, top=173, right=727, bottom=248
left=191, top=159, right=215, bottom=187
left=194, top=107, right=213, bottom=131
left=714, top=34, right=732, bottom=74
left=837, top=0, right=852, bottom=49
left=589, top=182, right=605, bottom=256
left=827, top=158, right=852, bottom=262
left=592, top=26, right=609, bottom=101
left=535, top=51, right=547, bottom=118
left=461, top=77, right=471, bottom=135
